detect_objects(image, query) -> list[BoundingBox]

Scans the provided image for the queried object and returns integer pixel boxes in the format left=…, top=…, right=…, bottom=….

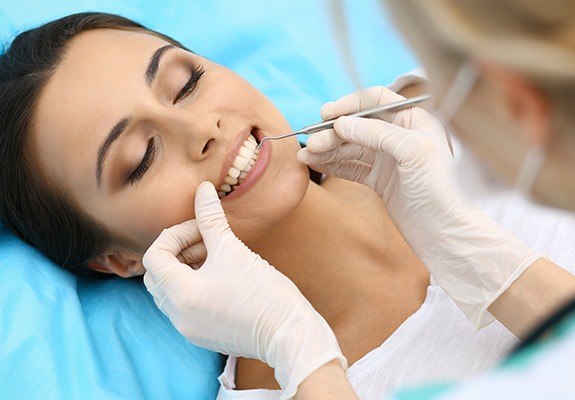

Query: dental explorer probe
left=256, top=93, right=432, bottom=150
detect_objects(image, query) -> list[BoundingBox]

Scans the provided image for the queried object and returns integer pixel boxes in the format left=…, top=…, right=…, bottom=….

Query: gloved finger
left=298, top=143, right=375, bottom=166
left=177, top=241, right=207, bottom=269
left=190, top=261, right=204, bottom=270
left=143, top=262, right=197, bottom=317
left=142, top=220, right=202, bottom=274
left=194, top=181, right=234, bottom=250
left=333, top=116, right=415, bottom=164
left=304, top=160, right=372, bottom=183
left=320, top=86, right=405, bottom=121
left=392, top=106, right=448, bottom=141
left=305, top=129, right=344, bottom=153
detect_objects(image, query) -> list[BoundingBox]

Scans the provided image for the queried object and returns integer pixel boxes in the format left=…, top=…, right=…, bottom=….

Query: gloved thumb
left=194, top=181, right=234, bottom=249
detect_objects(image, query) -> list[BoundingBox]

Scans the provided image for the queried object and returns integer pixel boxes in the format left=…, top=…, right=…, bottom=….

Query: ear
left=478, top=60, right=553, bottom=148
left=87, top=250, right=144, bottom=278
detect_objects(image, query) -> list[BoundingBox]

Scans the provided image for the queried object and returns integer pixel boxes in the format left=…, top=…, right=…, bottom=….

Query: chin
left=225, top=141, right=310, bottom=245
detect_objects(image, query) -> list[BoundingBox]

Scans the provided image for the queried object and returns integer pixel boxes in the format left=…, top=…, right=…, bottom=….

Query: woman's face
left=33, top=29, right=309, bottom=271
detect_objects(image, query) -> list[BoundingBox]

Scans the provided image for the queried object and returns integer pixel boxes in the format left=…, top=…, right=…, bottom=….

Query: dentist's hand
left=143, top=182, right=346, bottom=400
left=298, top=86, right=449, bottom=200
left=298, top=86, right=544, bottom=329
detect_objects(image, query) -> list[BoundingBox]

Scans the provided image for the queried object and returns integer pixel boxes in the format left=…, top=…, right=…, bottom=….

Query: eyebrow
left=145, top=44, right=176, bottom=86
left=96, top=117, right=131, bottom=187
left=96, top=44, right=176, bottom=187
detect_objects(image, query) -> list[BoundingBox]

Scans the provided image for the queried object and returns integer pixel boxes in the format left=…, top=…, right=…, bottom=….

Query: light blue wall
left=0, top=0, right=418, bottom=129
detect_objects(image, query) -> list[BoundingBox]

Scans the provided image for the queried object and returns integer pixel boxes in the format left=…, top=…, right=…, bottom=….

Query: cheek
left=98, top=174, right=202, bottom=252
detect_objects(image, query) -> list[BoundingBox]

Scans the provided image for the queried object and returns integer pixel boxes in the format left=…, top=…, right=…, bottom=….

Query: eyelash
left=173, top=65, right=205, bottom=104
left=129, top=137, right=156, bottom=185
left=128, top=65, right=205, bottom=185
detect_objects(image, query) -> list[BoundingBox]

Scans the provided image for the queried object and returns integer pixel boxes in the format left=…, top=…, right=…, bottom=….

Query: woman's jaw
left=219, top=135, right=310, bottom=244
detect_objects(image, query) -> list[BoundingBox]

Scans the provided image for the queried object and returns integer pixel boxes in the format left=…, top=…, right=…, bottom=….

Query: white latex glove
left=143, top=182, right=346, bottom=399
left=298, top=86, right=546, bottom=328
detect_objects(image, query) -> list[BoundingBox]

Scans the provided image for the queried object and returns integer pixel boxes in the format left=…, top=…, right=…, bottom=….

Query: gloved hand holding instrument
left=297, top=86, right=546, bottom=331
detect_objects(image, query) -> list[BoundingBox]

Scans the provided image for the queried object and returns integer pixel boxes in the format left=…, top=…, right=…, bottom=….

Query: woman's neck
left=234, top=178, right=430, bottom=385
left=248, top=178, right=427, bottom=323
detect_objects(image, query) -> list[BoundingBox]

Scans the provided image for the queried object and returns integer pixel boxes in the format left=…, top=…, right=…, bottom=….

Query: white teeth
left=228, top=167, right=241, bottom=179
left=243, top=140, right=256, bottom=151
left=224, top=176, right=238, bottom=185
left=232, top=155, right=249, bottom=171
left=238, top=146, right=253, bottom=159
left=219, top=134, right=261, bottom=195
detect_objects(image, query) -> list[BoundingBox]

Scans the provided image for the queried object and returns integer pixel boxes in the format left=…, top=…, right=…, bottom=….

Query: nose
left=167, top=111, right=221, bottom=161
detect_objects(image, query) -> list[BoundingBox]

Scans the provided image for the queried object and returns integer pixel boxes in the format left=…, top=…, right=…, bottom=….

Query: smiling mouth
left=218, top=131, right=261, bottom=198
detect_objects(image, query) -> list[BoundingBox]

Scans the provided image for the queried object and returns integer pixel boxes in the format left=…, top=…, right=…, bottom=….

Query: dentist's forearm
left=294, top=360, right=359, bottom=400
left=488, top=258, right=575, bottom=339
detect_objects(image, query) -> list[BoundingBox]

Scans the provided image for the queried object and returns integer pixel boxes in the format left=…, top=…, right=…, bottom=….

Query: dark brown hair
left=0, top=12, right=187, bottom=271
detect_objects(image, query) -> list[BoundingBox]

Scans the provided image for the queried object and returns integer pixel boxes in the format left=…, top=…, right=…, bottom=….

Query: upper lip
left=216, top=127, right=254, bottom=191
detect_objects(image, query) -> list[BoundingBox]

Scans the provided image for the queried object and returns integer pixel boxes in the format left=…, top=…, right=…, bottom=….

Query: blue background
left=0, top=0, right=417, bottom=129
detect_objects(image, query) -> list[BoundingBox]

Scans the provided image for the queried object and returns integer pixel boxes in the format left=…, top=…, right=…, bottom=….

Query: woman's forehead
left=46, top=29, right=170, bottom=107
left=33, top=29, right=170, bottom=185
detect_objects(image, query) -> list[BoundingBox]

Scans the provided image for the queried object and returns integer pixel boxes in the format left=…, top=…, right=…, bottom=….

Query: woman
left=145, top=0, right=575, bottom=399
left=0, top=12, right=519, bottom=400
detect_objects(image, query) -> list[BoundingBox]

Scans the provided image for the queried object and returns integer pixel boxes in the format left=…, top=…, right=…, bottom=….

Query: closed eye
left=173, top=65, right=205, bottom=104
left=126, top=65, right=203, bottom=185
left=129, top=137, right=156, bottom=185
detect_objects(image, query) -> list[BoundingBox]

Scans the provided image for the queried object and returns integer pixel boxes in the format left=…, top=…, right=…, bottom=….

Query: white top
left=217, top=72, right=575, bottom=399
left=416, top=323, right=575, bottom=400
left=217, top=279, right=519, bottom=400
left=216, top=151, right=575, bottom=400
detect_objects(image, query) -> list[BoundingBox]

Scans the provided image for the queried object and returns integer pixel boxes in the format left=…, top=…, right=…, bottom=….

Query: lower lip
left=222, top=130, right=271, bottom=201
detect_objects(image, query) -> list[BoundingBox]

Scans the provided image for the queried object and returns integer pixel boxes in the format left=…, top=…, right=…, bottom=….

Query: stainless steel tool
left=256, top=93, right=431, bottom=150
